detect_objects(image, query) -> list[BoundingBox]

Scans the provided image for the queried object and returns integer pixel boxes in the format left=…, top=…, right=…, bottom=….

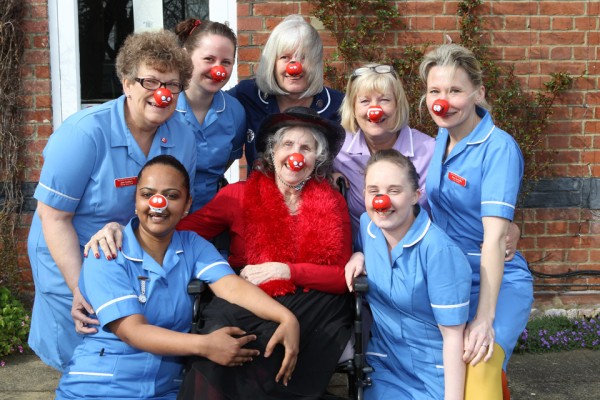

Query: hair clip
left=189, top=19, right=201, bottom=36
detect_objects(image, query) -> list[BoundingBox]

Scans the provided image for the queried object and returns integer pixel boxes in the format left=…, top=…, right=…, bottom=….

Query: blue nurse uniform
left=357, top=210, right=471, bottom=399
left=228, top=79, right=344, bottom=169
left=176, top=91, right=246, bottom=212
left=28, top=95, right=197, bottom=371
left=426, top=106, right=534, bottom=370
left=55, top=218, right=234, bottom=399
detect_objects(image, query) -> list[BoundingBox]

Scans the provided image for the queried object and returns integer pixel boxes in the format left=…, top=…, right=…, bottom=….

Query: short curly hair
left=116, top=30, right=193, bottom=87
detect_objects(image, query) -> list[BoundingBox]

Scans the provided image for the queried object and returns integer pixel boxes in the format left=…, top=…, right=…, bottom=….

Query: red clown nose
left=432, top=99, right=449, bottom=116
left=287, top=153, right=305, bottom=171
left=153, top=88, right=173, bottom=108
left=372, top=194, right=391, bottom=212
left=148, top=194, right=168, bottom=213
left=210, top=65, right=228, bottom=82
left=367, top=106, right=384, bottom=123
left=286, top=61, right=303, bottom=76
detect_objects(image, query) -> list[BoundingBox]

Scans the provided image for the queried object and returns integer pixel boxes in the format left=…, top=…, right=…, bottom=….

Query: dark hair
left=365, top=149, right=421, bottom=215
left=175, top=19, right=237, bottom=58
left=137, top=155, right=191, bottom=198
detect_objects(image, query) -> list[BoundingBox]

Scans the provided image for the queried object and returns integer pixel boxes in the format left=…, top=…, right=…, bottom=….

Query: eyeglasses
left=350, top=65, right=397, bottom=80
left=134, top=78, right=184, bottom=94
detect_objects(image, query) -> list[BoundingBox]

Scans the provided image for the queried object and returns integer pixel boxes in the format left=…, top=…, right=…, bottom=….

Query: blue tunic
left=357, top=210, right=471, bottom=400
left=176, top=91, right=246, bottom=211
left=426, top=107, right=534, bottom=369
left=56, top=218, right=234, bottom=399
left=227, top=79, right=344, bottom=169
left=27, top=95, right=197, bottom=371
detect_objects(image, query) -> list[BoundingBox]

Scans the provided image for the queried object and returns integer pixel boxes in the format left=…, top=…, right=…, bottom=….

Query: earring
left=134, top=209, right=138, bottom=215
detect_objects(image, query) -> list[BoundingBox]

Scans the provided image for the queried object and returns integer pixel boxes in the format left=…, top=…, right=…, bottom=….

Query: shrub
left=0, top=286, right=30, bottom=364
left=515, top=316, right=600, bottom=354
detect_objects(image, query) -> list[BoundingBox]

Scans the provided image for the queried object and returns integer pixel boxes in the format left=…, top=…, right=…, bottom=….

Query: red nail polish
left=95, top=253, right=100, bottom=259
left=107, top=255, right=112, bottom=261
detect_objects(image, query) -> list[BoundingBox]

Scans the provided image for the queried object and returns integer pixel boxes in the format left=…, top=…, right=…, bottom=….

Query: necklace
left=277, top=174, right=310, bottom=191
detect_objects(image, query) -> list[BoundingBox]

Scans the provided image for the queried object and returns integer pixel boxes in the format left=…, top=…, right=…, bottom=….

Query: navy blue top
left=228, top=79, right=344, bottom=169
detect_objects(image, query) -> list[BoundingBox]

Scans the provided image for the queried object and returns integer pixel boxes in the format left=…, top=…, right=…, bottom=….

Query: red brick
left=23, top=49, right=50, bottom=64
left=265, top=17, right=286, bottom=31
left=550, top=47, right=572, bottom=60
left=575, top=16, right=598, bottom=30
left=237, top=17, right=264, bottom=32
left=237, top=3, right=250, bottom=17
left=237, top=47, right=261, bottom=64
left=33, top=35, right=49, bottom=48
left=505, top=16, right=528, bottom=30
left=529, top=16, right=551, bottom=30
left=551, top=17, right=574, bottom=30
left=539, top=2, right=586, bottom=16
left=253, top=3, right=299, bottom=17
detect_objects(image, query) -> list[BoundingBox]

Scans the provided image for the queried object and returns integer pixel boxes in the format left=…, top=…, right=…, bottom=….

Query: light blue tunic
left=27, top=95, right=197, bottom=371
left=358, top=210, right=471, bottom=400
left=426, top=107, right=534, bottom=369
left=176, top=91, right=246, bottom=211
left=56, top=218, right=234, bottom=399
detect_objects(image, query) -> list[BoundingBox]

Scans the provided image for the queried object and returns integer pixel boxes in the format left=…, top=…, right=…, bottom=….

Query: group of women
left=27, top=12, right=533, bottom=400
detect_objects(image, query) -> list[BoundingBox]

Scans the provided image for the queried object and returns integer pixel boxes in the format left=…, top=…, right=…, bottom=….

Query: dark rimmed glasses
left=134, top=78, right=184, bottom=94
left=350, top=65, right=397, bottom=81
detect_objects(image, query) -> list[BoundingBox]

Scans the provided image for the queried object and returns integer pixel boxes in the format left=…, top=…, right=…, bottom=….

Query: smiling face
left=188, top=34, right=235, bottom=95
left=354, top=89, right=398, bottom=144
left=273, top=127, right=318, bottom=189
left=364, top=160, right=419, bottom=242
left=275, top=50, right=309, bottom=95
left=425, top=65, right=484, bottom=139
left=123, top=64, right=181, bottom=132
left=135, top=163, right=191, bottom=241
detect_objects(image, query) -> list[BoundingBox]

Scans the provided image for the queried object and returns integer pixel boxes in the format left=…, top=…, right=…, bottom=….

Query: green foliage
left=309, top=0, right=573, bottom=187
left=515, top=316, right=600, bottom=354
left=0, top=287, right=30, bottom=360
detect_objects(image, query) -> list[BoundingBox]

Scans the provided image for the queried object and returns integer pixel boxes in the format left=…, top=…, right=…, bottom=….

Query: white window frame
left=48, top=0, right=239, bottom=182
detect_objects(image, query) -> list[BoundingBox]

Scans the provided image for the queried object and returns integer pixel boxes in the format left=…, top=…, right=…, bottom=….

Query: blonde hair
left=419, top=44, right=490, bottom=111
left=255, top=15, right=324, bottom=98
left=340, top=63, right=409, bottom=134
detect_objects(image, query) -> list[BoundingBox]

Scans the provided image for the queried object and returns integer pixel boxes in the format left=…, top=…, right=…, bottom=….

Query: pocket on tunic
left=62, top=354, right=118, bottom=397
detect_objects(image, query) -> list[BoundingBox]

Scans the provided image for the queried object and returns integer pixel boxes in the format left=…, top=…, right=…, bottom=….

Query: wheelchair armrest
left=187, top=279, right=207, bottom=295
left=353, top=275, right=369, bottom=293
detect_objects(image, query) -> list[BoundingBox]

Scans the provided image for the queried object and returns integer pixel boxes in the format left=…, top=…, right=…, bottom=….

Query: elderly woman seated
left=86, top=107, right=353, bottom=399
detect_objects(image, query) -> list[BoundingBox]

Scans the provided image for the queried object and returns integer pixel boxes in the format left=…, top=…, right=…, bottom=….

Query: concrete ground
left=0, top=350, right=599, bottom=399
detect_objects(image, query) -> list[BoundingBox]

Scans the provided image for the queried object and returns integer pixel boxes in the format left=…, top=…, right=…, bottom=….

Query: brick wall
left=16, top=1, right=600, bottom=306
left=18, top=0, right=52, bottom=291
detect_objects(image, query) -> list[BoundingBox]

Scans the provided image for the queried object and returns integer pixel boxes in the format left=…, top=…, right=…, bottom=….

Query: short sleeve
left=34, top=122, right=98, bottom=212
left=228, top=100, right=247, bottom=161
left=183, top=232, right=235, bottom=283
left=480, top=133, right=524, bottom=220
left=425, top=236, right=471, bottom=326
left=80, top=257, right=142, bottom=329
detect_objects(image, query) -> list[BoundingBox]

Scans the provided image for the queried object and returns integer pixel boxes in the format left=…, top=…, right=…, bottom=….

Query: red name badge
left=448, top=171, right=467, bottom=187
left=115, top=176, right=138, bottom=188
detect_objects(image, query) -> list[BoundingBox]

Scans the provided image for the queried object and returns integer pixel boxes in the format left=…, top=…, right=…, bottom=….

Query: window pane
left=79, top=0, right=208, bottom=104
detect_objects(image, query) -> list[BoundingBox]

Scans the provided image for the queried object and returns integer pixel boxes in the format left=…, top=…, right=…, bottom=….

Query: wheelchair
left=186, top=176, right=372, bottom=399
left=187, top=275, right=372, bottom=400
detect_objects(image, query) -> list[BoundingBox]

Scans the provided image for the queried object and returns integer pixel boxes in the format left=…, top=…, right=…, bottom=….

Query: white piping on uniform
left=431, top=300, right=470, bottom=309
left=68, top=371, right=114, bottom=377
left=366, top=351, right=388, bottom=358
left=481, top=200, right=515, bottom=209
left=196, top=261, right=230, bottom=279
left=404, top=219, right=431, bottom=247
left=316, top=88, right=332, bottom=114
left=367, top=220, right=376, bottom=239
left=96, top=294, right=138, bottom=315
left=36, top=182, right=80, bottom=201
left=467, top=125, right=494, bottom=145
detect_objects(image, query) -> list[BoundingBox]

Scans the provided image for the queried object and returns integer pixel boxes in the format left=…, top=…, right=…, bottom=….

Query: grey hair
left=419, top=43, right=491, bottom=111
left=254, top=126, right=331, bottom=181
left=340, top=63, right=409, bottom=134
left=255, top=15, right=324, bottom=99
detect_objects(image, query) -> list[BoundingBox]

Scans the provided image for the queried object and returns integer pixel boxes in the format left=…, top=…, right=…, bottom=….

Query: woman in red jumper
left=176, top=106, right=352, bottom=399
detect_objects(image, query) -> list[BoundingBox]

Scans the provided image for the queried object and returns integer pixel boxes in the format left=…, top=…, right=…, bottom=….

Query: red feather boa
left=243, top=172, right=346, bottom=296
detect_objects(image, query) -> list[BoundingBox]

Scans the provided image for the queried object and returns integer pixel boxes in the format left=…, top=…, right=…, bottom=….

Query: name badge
left=115, top=176, right=138, bottom=188
left=448, top=171, right=467, bottom=187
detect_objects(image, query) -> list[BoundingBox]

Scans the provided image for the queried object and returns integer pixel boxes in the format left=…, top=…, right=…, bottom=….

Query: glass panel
left=78, top=0, right=208, bottom=104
